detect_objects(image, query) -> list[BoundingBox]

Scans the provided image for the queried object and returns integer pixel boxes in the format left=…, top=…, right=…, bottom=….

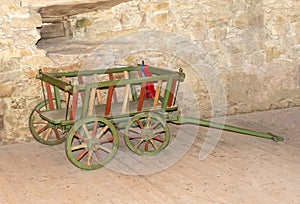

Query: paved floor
left=0, top=107, right=299, bottom=203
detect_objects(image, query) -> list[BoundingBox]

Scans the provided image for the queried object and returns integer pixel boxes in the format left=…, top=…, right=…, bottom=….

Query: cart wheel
left=65, top=117, right=119, bottom=170
left=29, top=100, right=66, bottom=145
left=124, top=112, right=170, bottom=156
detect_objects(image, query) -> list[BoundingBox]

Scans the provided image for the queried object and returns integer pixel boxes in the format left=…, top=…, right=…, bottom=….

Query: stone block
left=209, top=28, right=227, bottom=40
left=0, top=83, right=15, bottom=98
left=233, top=12, right=263, bottom=29
left=10, top=13, right=42, bottom=29
left=0, top=58, right=20, bottom=72
left=150, top=12, right=168, bottom=27
left=270, top=24, right=289, bottom=36
left=0, top=38, right=13, bottom=49
left=120, top=13, right=144, bottom=29
left=265, top=47, right=285, bottom=62
left=0, top=48, right=32, bottom=58
left=138, top=2, right=169, bottom=12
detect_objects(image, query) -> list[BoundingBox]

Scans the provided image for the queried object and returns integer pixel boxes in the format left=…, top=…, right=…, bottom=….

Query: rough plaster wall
left=0, top=0, right=300, bottom=144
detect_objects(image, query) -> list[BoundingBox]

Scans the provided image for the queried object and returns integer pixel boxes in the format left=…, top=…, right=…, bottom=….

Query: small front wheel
left=29, top=100, right=66, bottom=145
left=124, top=112, right=170, bottom=156
left=65, top=117, right=119, bottom=170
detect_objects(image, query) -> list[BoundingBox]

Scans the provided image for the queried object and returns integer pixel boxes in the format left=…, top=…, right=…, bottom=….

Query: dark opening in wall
left=36, top=0, right=130, bottom=51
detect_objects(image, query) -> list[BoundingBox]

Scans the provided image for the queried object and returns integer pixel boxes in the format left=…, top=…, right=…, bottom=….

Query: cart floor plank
left=41, top=98, right=161, bottom=123
left=1, top=107, right=299, bottom=203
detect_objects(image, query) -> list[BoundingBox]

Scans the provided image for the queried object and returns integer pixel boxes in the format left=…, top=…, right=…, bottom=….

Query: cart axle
left=171, top=117, right=284, bottom=142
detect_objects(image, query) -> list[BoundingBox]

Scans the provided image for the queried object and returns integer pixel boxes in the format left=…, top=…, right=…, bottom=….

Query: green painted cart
left=29, top=62, right=283, bottom=170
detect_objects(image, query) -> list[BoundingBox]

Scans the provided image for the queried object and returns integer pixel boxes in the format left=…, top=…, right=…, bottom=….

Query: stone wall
left=0, top=0, right=299, bottom=144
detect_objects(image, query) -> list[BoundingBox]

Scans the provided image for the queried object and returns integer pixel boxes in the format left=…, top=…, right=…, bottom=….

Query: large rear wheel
left=65, top=117, right=119, bottom=170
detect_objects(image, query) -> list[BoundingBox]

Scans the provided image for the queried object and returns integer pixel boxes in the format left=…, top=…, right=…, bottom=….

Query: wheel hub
left=87, top=138, right=100, bottom=151
left=141, top=128, right=154, bottom=140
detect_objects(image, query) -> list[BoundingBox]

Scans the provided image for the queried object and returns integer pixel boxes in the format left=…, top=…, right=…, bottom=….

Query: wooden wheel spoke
left=153, top=136, right=164, bottom=143
left=127, top=135, right=142, bottom=140
left=135, top=139, right=144, bottom=148
left=44, top=128, right=52, bottom=141
left=92, top=121, right=98, bottom=138
left=99, top=137, right=114, bottom=144
left=99, top=145, right=112, bottom=154
left=95, top=125, right=109, bottom=139
left=71, top=144, right=87, bottom=151
left=53, top=129, right=61, bottom=140
left=153, top=128, right=165, bottom=135
left=146, top=115, right=151, bottom=128
left=74, top=133, right=88, bottom=142
left=145, top=141, right=149, bottom=151
left=150, top=121, right=161, bottom=130
left=136, top=119, right=144, bottom=129
left=129, top=127, right=141, bottom=134
left=95, top=151, right=102, bottom=162
left=150, top=139, right=157, bottom=150
left=82, top=124, right=91, bottom=139
left=33, top=119, right=47, bottom=124
left=87, top=151, right=93, bottom=166
left=76, top=149, right=88, bottom=162
left=37, top=125, right=49, bottom=135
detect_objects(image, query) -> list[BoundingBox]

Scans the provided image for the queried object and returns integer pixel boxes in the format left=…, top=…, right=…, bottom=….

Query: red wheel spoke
left=136, top=119, right=144, bottom=129
left=129, top=127, right=141, bottom=134
left=145, top=141, right=149, bottom=151
left=150, top=121, right=161, bottom=130
left=53, top=129, right=61, bottom=140
left=153, top=128, right=165, bottom=135
left=153, top=136, right=164, bottom=143
left=99, top=137, right=114, bottom=144
left=37, top=125, right=49, bottom=135
left=127, top=135, right=142, bottom=140
left=76, top=149, right=88, bottom=161
left=95, top=151, right=102, bottom=162
left=74, top=133, right=88, bottom=142
left=92, top=121, right=98, bottom=138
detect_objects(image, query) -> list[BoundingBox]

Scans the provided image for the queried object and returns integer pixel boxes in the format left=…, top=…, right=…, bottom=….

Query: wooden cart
left=29, top=62, right=283, bottom=170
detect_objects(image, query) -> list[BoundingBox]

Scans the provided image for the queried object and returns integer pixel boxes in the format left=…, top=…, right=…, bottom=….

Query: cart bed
left=40, top=98, right=170, bottom=124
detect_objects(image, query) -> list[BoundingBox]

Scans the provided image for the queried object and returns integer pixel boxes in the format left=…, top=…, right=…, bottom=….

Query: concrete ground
left=0, top=107, right=299, bottom=203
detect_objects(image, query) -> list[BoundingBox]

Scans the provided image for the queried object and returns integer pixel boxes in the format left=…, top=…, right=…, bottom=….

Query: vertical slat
left=78, top=75, right=85, bottom=101
left=105, top=86, right=114, bottom=116
left=93, top=74, right=103, bottom=105
left=137, top=82, right=146, bottom=111
left=121, top=71, right=131, bottom=113
left=108, top=73, right=117, bottom=103
left=54, top=86, right=62, bottom=109
left=81, top=87, right=91, bottom=118
left=153, top=80, right=162, bottom=107
left=70, top=92, right=78, bottom=120
left=45, top=83, right=54, bottom=110
left=88, top=88, right=97, bottom=117
left=162, top=77, right=173, bottom=110
left=61, top=76, right=71, bottom=108
left=129, top=71, right=138, bottom=101
left=167, top=79, right=177, bottom=107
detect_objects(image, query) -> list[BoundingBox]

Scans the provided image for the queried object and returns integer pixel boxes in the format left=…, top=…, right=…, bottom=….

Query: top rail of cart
left=36, top=65, right=185, bottom=127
